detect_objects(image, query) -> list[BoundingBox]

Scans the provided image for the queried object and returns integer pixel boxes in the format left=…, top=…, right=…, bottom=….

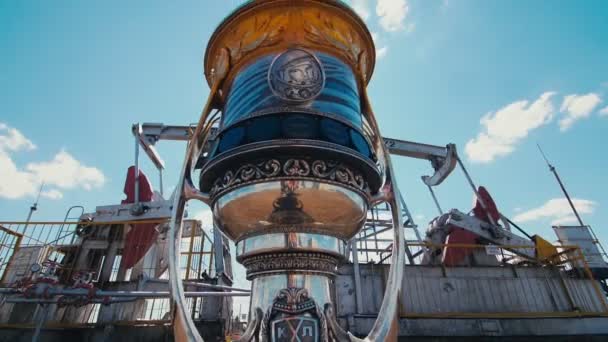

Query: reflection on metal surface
left=237, top=233, right=347, bottom=258
left=268, top=181, right=314, bottom=225
left=214, top=180, right=367, bottom=241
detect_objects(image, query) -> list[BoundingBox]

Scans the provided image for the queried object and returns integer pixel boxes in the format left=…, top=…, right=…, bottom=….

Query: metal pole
left=23, top=183, right=43, bottom=235
left=6, top=298, right=139, bottom=304
left=426, top=184, right=443, bottom=215
left=159, top=168, right=164, bottom=197
left=3, top=289, right=250, bottom=299
left=134, top=134, right=140, bottom=204
left=144, top=279, right=251, bottom=292
left=31, top=304, right=49, bottom=342
left=537, top=144, right=585, bottom=226
left=351, top=240, right=363, bottom=314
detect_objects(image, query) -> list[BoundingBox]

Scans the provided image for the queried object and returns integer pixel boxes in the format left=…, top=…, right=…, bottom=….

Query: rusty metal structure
left=1, top=1, right=608, bottom=341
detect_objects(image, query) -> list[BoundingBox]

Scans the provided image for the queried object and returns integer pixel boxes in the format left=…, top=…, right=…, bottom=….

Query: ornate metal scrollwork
left=311, top=160, right=366, bottom=190
left=210, top=158, right=369, bottom=198
left=283, top=159, right=311, bottom=177
left=242, top=253, right=339, bottom=279
left=210, top=159, right=281, bottom=197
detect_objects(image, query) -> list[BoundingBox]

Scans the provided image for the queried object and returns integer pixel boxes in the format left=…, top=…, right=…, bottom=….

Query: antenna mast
left=537, top=144, right=585, bottom=226
left=25, top=182, right=44, bottom=224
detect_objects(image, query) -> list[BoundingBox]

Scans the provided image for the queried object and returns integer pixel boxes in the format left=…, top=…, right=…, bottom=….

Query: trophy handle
left=168, top=155, right=204, bottom=342
left=344, top=165, right=405, bottom=342
left=169, top=77, right=225, bottom=342
left=343, top=70, right=405, bottom=340
left=236, top=307, right=263, bottom=342
left=323, top=161, right=405, bottom=342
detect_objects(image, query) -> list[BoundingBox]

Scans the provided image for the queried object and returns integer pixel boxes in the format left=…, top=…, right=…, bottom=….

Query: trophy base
left=238, top=233, right=348, bottom=341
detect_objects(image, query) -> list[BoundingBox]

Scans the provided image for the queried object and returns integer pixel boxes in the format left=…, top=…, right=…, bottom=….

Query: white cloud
left=465, top=92, right=556, bottom=163
left=0, top=122, right=36, bottom=152
left=26, top=150, right=105, bottom=191
left=0, top=149, right=39, bottom=199
left=376, top=0, right=409, bottom=32
left=351, top=0, right=371, bottom=21
left=440, top=0, right=450, bottom=12
left=41, top=189, right=63, bottom=200
left=599, top=105, right=608, bottom=117
left=513, top=198, right=596, bottom=226
left=559, top=93, right=602, bottom=131
left=0, top=122, right=106, bottom=200
left=376, top=46, right=388, bottom=59
left=371, top=32, right=388, bottom=59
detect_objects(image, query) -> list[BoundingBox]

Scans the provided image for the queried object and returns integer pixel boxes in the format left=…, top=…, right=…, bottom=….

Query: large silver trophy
left=168, top=1, right=404, bottom=340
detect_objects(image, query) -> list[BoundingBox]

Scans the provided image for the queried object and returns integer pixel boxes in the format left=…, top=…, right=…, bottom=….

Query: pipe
left=6, top=298, right=138, bottom=304
left=159, top=168, right=164, bottom=197
left=0, top=288, right=250, bottom=298
left=426, top=183, right=443, bottom=215
left=350, top=240, right=363, bottom=314
left=134, top=132, right=140, bottom=205
left=503, top=216, right=534, bottom=241
left=145, top=279, right=250, bottom=292
left=55, top=289, right=250, bottom=297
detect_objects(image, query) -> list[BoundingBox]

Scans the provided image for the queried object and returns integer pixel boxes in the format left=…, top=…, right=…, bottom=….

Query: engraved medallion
left=269, top=49, right=325, bottom=102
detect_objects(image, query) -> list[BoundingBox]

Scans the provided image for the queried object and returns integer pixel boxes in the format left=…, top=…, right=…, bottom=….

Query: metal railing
left=0, top=226, right=22, bottom=284
left=0, top=220, right=234, bottom=328
left=0, top=220, right=216, bottom=284
left=344, top=239, right=608, bottom=319
left=398, top=243, right=608, bottom=318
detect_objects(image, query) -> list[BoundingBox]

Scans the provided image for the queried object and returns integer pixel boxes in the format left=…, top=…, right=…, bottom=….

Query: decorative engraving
left=303, top=11, right=363, bottom=70
left=214, top=13, right=288, bottom=79
left=284, top=159, right=311, bottom=177
left=210, top=159, right=281, bottom=196
left=210, top=158, right=369, bottom=198
left=242, top=253, right=338, bottom=278
left=311, top=160, right=366, bottom=190
left=269, top=49, right=325, bottom=102
left=260, top=288, right=327, bottom=342
left=205, top=2, right=375, bottom=87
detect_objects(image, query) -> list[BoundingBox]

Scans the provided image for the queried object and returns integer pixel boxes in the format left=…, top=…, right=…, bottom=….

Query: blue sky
left=1, top=0, right=608, bottom=248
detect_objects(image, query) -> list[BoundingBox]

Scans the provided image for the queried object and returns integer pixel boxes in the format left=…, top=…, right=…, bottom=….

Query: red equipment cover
left=442, top=226, right=479, bottom=266
left=120, top=166, right=158, bottom=270
left=443, top=186, right=500, bottom=266
left=472, top=186, right=500, bottom=224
